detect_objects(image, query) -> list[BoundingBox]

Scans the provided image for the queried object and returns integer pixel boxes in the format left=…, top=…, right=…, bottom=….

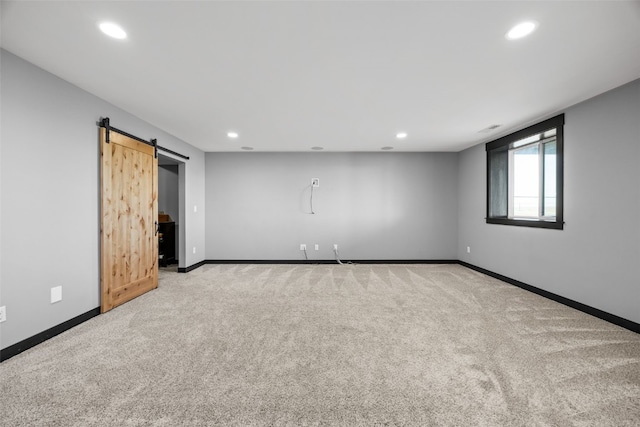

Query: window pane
left=513, top=145, right=539, bottom=217
left=511, top=133, right=541, bottom=149
left=544, top=140, right=557, bottom=217
left=489, top=150, right=508, bottom=217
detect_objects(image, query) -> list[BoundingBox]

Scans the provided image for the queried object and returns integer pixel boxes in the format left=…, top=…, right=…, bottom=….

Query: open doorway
left=158, top=153, right=185, bottom=269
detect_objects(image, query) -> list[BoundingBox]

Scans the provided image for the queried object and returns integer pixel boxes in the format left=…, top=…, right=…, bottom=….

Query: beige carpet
left=0, top=264, right=638, bottom=426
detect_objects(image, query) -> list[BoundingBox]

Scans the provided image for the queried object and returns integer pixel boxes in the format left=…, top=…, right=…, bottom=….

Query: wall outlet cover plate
left=51, top=286, right=62, bottom=303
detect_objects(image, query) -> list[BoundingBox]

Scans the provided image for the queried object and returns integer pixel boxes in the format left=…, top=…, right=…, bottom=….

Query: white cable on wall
left=310, top=184, right=315, bottom=214
left=309, top=178, right=319, bottom=214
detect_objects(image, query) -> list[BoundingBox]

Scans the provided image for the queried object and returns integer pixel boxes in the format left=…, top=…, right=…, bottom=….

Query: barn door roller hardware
left=100, top=117, right=111, bottom=143
left=97, top=117, right=190, bottom=160
left=151, top=139, right=158, bottom=158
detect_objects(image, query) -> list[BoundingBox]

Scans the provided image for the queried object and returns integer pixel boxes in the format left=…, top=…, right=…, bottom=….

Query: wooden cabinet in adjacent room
left=158, top=221, right=176, bottom=266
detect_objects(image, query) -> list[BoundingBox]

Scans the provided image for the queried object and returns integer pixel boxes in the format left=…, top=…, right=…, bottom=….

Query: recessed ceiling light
left=227, top=132, right=239, bottom=139
left=396, top=132, right=408, bottom=139
left=241, top=146, right=253, bottom=151
left=506, top=21, right=538, bottom=40
left=381, top=146, right=394, bottom=151
left=99, top=22, right=127, bottom=40
left=311, top=146, right=324, bottom=151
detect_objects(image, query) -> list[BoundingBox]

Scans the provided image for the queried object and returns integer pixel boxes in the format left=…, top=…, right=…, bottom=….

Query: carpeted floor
left=0, top=264, right=638, bottom=426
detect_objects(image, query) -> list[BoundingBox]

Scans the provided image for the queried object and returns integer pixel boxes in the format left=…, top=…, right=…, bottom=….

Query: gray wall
left=0, top=50, right=206, bottom=350
left=205, top=152, right=458, bottom=260
left=458, top=79, right=640, bottom=323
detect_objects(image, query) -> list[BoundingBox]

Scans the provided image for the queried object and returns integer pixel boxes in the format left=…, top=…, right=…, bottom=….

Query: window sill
left=486, top=217, right=564, bottom=230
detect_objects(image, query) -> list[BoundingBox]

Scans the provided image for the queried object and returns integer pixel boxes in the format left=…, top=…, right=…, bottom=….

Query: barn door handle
left=155, top=221, right=159, bottom=236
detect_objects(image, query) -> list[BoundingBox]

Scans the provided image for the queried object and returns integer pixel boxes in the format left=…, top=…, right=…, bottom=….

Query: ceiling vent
left=479, top=124, right=501, bottom=133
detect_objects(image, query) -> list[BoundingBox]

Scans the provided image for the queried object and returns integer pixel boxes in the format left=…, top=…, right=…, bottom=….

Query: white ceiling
left=2, top=1, right=639, bottom=152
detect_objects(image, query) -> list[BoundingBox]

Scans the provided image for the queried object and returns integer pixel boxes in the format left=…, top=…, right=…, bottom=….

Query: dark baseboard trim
left=458, top=261, right=639, bottom=334
left=1, top=307, right=101, bottom=363
left=178, top=260, right=207, bottom=273
left=202, top=259, right=458, bottom=265
left=352, top=259, right=458, bottom=264
left=204, top=259, right=335, bottom=265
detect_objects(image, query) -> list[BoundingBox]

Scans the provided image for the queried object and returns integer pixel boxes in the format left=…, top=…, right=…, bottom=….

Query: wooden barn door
left=100, top=126, right=158, bottom=313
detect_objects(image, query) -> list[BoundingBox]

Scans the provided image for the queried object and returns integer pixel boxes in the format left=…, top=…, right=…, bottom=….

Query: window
left=486, top=114, right=564, bottom=229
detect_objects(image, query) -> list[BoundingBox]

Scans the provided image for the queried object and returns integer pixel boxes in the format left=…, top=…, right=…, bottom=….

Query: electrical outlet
left=300, top=244, right=306, bottom=250
left=0, top=306, right=6, bottom=323
left=193, top=247, right=196, bottom=254
left=311, top=178, right=319, bottom=187
left=333, top=244, right=338, bottom=250
left=466, top=246, right=471, bottom=254
left=315, top=244, right=319, bottom=251
left=51, top=286, right=62, bottom=304
left=193, top=205, right=198, bottom=213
